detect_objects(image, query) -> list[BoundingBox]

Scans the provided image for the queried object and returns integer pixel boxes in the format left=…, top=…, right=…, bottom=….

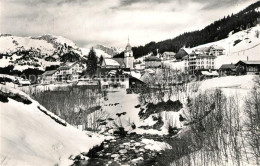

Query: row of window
left=103, top=78, right=125, bottom=82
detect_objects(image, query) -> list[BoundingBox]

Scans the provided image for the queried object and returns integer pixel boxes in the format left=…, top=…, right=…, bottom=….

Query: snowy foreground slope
left=0, top=85, right=104, bottom=166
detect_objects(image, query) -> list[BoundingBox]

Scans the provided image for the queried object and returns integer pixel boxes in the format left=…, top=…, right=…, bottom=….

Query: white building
left=208, top=45, right=225, bottom=56
left=124, top=38, right=134, bottom=69
left=41, top=61, right=85, bottom=84
left=184, top=51, right=216, bottom=73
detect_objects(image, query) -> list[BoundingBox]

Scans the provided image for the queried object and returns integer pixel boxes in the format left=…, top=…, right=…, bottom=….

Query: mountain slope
left=115, top=1, right=260, bottom=59
left=195, top=25, right=260, bottom=68
left=0, top=35, right=118, bottom=72
left=0, top=34, right=83, bottom=71
left=0, top=85, right=104, bottom=166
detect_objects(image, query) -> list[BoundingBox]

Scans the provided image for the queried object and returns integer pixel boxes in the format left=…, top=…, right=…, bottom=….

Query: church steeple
left=124, top=37, right=134, bottom=69
left=125, top=37, right=132, bottom=52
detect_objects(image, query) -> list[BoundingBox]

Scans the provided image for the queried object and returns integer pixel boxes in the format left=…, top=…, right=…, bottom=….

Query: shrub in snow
left=0, top=91, right=32, bottom=104
left=0, top=93, right=8, bottom=103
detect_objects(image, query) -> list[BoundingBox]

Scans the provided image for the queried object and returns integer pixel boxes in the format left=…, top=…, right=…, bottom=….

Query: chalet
left=235, top=61, right=260, bottom=75
left=176, top=48, right=193, bottom=60
left=208, top=45, right=225, bottom=56
left=129, top=76, right=146, bottom=89
left=144, top=56, right=162, bottom=68
left=219, top=64, right=237, bottom=76
left=41, top=70, right=58, bottom=84
left=40, top=61, right=85, bottom=84
left=58, top=61, right=85, bottom=82
left=162, top=52, right=176, bottom=61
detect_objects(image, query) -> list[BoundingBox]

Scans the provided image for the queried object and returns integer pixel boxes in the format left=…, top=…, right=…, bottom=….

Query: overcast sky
left=0, top=0, right=258, bottom=48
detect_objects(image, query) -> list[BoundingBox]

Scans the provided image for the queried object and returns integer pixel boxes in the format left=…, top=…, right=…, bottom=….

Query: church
left=98, top=39, right=135, bottom=89
left=101, top=39, right=134, bottom=69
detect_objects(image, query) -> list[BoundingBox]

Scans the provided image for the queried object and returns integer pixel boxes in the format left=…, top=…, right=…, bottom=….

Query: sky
left=0, top=0, right=259, bottom=48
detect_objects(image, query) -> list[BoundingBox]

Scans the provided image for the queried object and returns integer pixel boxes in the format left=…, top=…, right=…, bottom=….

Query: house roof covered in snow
left=219, top=64, right=236, bottom=70
left=59, top=61, right=82, bottom=70
left=210, top=45, right=225, bottom=50
left=236, top=61, right=260, bottom=65
left=163, top=52, right=176, bottom=56
left=182, top=48, right=193, bottom=54
left=113, top=58, right=126, bottom=67
left=103, top=58, right=121, bottom=67
left=42, top=70, right=57, bottom=76
left=201, top=70, right=219, bottom=76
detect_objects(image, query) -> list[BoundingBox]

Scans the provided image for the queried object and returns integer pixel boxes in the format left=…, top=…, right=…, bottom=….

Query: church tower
left=124, top=37, right=134, bottom=69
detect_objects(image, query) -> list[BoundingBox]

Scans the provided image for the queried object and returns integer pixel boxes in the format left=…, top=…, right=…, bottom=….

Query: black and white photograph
left=0, top=0, right=260, bottom=165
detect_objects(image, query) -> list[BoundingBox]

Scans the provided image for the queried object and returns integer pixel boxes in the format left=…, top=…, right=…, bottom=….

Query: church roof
left=113, top=58, right=126, bottom=67
left=103, top=58, right=120, bottom=67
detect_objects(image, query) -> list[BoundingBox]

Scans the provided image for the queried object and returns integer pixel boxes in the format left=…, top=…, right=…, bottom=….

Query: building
left=101, top=39, right=134, bottom=70
left=144, top=56, right=162, bottom=68
left=97, top=68, right=131, bottom=89
left=208, top=45, right=225, bottom=56
left=124, top=38, right=134, bottom=69
left=219, top=64, right=237, bottom=76
left=162, top=52, right=176, bottom=61
left=41, top=70, right=58, bottom=84
left=57, top=61, right=85, bottom=82
left=183, top=51, right=216, bottom=74
left=40, top=61, right=85, bottom=84
left=101, top=58, right=126, bottom=68
left=176, top=48, right=193, bottom=60
left=235, top=61, right=260, bottom=75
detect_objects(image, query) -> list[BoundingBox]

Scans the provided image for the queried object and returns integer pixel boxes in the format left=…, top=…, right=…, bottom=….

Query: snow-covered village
left=0, top=0, right=260, bottom=166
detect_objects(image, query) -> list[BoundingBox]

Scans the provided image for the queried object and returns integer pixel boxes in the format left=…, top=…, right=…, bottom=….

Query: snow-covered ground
left=198, top=75, right=256, bottom=98
left=0, top=85, right=104, bottom=166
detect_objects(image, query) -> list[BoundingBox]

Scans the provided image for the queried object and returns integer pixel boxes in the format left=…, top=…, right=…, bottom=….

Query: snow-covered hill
left=0, top=35, right=118, bottom=71
left=0, top=34, right=84, bottom=71
left=165, top=25, right=260, bottom=71
left=80, top=44, right=123, bottom=58
left=0, top=85, right=104, bottom=166
left=194, top=25, right=260, bottom=68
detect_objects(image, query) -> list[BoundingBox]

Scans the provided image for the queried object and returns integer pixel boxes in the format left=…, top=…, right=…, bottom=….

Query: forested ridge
left=115, top=1, right=260, bottom=59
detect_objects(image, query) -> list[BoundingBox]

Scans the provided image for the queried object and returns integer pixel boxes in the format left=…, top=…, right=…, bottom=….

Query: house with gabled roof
left=96, top=68, right=131, bottom=89
left=57, top=61, right=85, bottom=82
left=235, top=61, right=260, bottom=75
left=219, top=64, right=237, bottom=76
left=41, top=70, right=59, bottom=84
left=40, top=61, right=86, bottom=84
left=101, top=58, right=126, bottom=68
left=208, top=45, right=225, bottom=56
left=144, top=56, right=162, bottom=68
